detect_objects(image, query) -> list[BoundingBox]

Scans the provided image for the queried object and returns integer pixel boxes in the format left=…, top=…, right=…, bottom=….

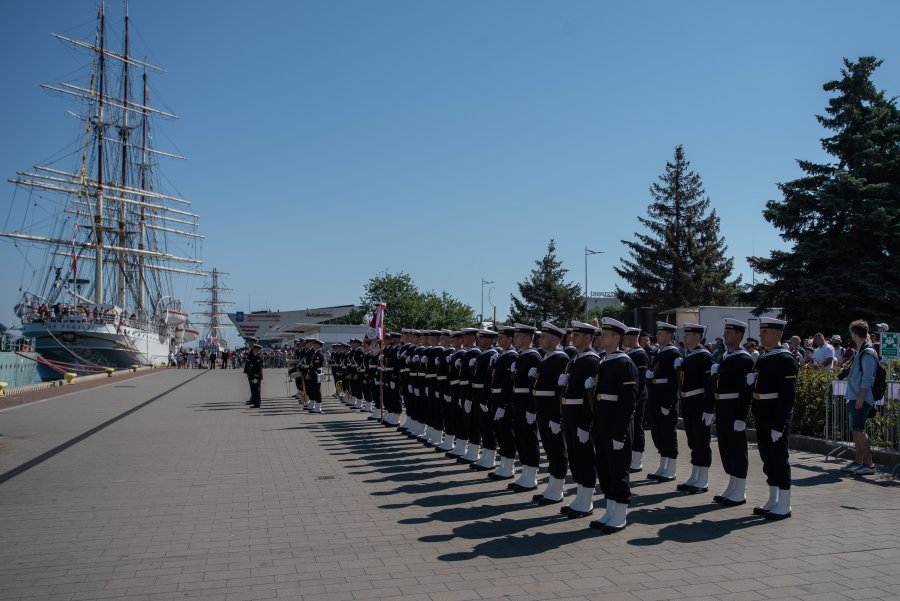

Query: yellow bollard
left=130, top=364, right=139, bottom=372
left=0, top=382, right=8, bottom=396
left=64, top=372, right=77, bottom=384
left=106, top=367, right=115, bottom=377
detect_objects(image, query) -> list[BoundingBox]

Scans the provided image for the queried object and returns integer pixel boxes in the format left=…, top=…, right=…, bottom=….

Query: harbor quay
left=0, top=368, right=898, bottom=601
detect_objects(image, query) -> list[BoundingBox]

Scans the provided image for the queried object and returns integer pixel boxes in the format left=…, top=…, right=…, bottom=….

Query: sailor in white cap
left=675, top=323, right=715, bottom=493
left=508, top=323, right=542, bottom=492
left=470, top=329, right=500, bottom=471
left=647, top=321, right=680, bottom=482
left=588, top=317, right=638, bottom=534
left=558, top=320, right=602, bottom=518
left=532, top=321, right=571, bottom=505
left=441, top=332, right=467, bottom=454
left=623, top=327, right=650, bottom=473
left=750, top=317, right=798, bottom=520
left=487, top=326, right=519, bottom=480
left=712, top=318, right=755, bottom=506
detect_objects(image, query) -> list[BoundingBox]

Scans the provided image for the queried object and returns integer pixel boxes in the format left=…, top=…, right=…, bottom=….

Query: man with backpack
left=844, top=319, right=885, bottom=475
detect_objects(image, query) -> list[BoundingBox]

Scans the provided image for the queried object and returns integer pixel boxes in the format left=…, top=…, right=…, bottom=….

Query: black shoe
left=646, top=473, right=663, bottom=481
left=764, top=510, right=791, bottom=521
left=565, top=508, right=594, bottom=519
left=470, top=463, right=492, bottom=471
left=488, top=472, right=514, bottom=481
left=654, top=474, right=676, bottom=482
left=251, top=404, right=260, bottom=408
left=752, top=506, right=770, bottom=516
left=537, top=496, right=563, bottom=506
left=510, top=483, right=537, bottom=492
left=627, top=466, right=643, bottom=473
left=588, top=519, right=607, bottom=530
left=685, top=485, right=708, bottom=495
left=676, top=482, right=691, bottom=491
left=712, top=494, right=725, bottom=504
left=718, top=497, right=746, bottom=507
left=600, top=523, right=627, bottom=534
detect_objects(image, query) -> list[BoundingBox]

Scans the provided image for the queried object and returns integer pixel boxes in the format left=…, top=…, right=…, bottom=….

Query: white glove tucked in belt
left=584, top=377, right=595, bottom=389
left=701, top=412, right=714, bottom=426
left=525, top=411, right=536, bottom=425
left=576, top=428, right=590, bottom=444
left=746, top=373, right=757, bottom=385
left=733, top=420, right=746, bottom=432
left=612, top=439, right=625, bottom=451
left=771, top=429, right=783, bottom=442
left=558, top=374, right=569, bottom=386
left=710, top=363, right=720, bottom=375
left=645, top=369, right=655, bottom=379
left=528, top=367, right=537, bottom=378
left=549, top=421, right=561, bottom=435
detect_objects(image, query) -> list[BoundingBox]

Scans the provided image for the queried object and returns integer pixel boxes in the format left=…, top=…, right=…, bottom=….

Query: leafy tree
left=586, top=303, right=625, bottom=323
left=359, top=271, right=476, bottom=331
left=748, top=57, right=900, bottom=335
left=509, top=239, right=584, bottom=326
left=615, top=145, right=741, bottom=310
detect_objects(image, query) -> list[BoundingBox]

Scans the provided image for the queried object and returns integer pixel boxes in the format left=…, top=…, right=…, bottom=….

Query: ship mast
left=196, top=269, right=234, bottom=348
left=94, top=1, right=107, bottom=306
left=138, top=67, right=148, bottom=313
left=117, top=0, right=130, bottom=310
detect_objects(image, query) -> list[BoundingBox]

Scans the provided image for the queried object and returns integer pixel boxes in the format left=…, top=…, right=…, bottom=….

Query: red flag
left=366, top=301, right=386, bottom=340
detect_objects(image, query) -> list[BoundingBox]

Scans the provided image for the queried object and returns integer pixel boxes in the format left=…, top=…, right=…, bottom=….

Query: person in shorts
left=843, top=320, right=877, bottom=475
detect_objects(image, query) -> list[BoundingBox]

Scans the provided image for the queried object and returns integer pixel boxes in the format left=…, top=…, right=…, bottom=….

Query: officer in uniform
left=712, top=318, right=755, bottom=506
left=424, top=331, right=445, bottom=445
left=457, top=328, right=484, bottom=463
left=508, top=323, right=541, bottom=492
left=348, top=338, right=364, bottom=410
left=624, top=327, right=649, bottom=473
left=533, top=322, right=571, bottom=505
left=305, top=339, right=325, bottom=413
left=647, top=321, right=680, bottom=482
left=245, top=343, right=264, bottom=408
left=559, top=320, right=601, bottom=518
left=289, top=338, right=305, bottom=402
left=397, top=330, right=413, bottom=429
left=471, top=329, right=500, bottom=471
left=447, top=330, right=476, bottom=458
left=675, top=323, right=715, bottom=493
left=750, top=317, right=798, bottom=520
left=435, top=331, right=456, bottom=451
left=443, top=332, right=466, bottom=455
left=488, top=325, right=519, bottom=480
left=589, top=317, right=638, bottom=534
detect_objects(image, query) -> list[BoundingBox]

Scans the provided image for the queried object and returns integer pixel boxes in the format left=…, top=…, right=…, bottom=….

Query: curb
left=1, top=365, right=166, bottom=397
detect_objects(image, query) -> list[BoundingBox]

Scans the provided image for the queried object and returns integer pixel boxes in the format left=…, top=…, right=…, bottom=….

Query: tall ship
left=0, top=325, right=40, bottom=390
left=195, top=268, right=233, bottom=353
left=1, top=2, right=203, bottom=380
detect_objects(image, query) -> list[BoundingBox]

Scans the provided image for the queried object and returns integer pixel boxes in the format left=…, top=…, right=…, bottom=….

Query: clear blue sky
left=2, top=0, right=899, bottom=338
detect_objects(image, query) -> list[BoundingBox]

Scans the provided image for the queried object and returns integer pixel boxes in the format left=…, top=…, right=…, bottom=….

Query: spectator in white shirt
left=812, top=332, right=835, bottom=370
left=830, top=335, right=845, bottom=366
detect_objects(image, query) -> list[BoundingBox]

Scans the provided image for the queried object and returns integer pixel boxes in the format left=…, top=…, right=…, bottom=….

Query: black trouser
left=463, top=394, right=481, bottom=445
left=307, top=377, right=322, bottom=403
left=514, top=401, right=540, bottom=467
left=431, top=386, right=443, bottom=430
left=249, top=378, right=261, bottom=407
left=755, top=415, right=791, bottom=489
left=495, top=406, right=517, bottom=459
left=632, top=394, right=647, bottom=453
left=715, top=405, right=748, bottom=478
left=562, top=405, right=595, bottom=487
left=648, top=395, right=679, bottom=458
left=350, top=377, right=363, bottom=401
left=681, top=397, right=712, bottom=467
left=476, top=397, right=495, bottom=450
left=593, top=403, right=632, bottom=503
left=440, top=390, right=453, bottom=435
left=294, top=377, right=303, bottom=394
left=425, top=378, right=439, bottom=428
left=536, top=400, right=567, bottom=480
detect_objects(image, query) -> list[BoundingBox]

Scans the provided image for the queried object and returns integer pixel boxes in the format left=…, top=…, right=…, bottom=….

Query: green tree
left=748, top=57, right=900, bottom=335
left=509, top=239, right=584, bottom=326
left=615, top=145, right=741, bottom=310
left=359, top=271, right=476, bottom=331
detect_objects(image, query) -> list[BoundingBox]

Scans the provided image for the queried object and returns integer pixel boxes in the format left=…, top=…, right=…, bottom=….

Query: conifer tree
left=615, top=145, right=740, bottom=310
left=749, top=57, right=900, bottom=334
left=510, top=239, right=584, bottom=325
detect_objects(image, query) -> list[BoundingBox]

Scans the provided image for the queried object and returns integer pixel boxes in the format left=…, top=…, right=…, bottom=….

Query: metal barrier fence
left=824, top=379, right=900, bottom=476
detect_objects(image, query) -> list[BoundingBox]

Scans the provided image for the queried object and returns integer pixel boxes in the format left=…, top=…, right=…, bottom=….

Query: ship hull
left=23, top=321, right=172, bottom=380
left=0, top=351, right=40, bottom=388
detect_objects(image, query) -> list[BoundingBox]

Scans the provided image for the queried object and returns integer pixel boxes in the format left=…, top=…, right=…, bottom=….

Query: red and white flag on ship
left=366, top=301, right=386, bottom=341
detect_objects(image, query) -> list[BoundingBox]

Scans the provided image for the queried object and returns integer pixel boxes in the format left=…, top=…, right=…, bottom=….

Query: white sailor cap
left=477, top=329, right=499, bottom=338
left=460, top=327, right=479, bottom=336
left=877, top=322, right=890, bottom=332
left=656, top=321, right=677, bottom=333
left=498, top=325, right=515, bottom=336
left=440, top=329, right=453, bottom=336
left=541, top=321, right=565, bottom=338
left=601, top=317, right=628, bottom=336
left=723, top=318, right=748, bottom=332
left=570, top=320, right=598, bottom=335
left=513, top=322, right=537, bottom=334
left=683, top=322, right=706, bottom=335
left=625, top=327, right=641, bottom=336
left=759, top=317, right=787, bottom=331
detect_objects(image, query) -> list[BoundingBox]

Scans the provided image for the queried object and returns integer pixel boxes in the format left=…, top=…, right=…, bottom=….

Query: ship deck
left=0, top=369, right=898, bottom=601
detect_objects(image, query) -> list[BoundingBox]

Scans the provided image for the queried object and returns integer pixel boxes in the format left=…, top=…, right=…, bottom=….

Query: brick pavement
left=0, top=368, right=898, bottom=601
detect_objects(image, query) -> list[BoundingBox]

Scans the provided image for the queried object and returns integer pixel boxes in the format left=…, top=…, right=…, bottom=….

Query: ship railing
left=20, top=307, right=155, bottom=330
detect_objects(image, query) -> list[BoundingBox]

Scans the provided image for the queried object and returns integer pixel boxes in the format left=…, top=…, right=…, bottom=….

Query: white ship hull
left=23, top=320, right=171, bottom=380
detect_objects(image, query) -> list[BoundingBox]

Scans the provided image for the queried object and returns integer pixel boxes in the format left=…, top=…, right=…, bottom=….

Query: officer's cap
left=570, top=320, right=598, bottom=335
left=656, top=321, right=677, bottom=333
left=541, top=321, right=565, bottom=338
left=601, top=317, right=628, bottom=336
left=723, top=318, right=748, bottom=333
left=759, top=317, right=787, bottom=331
left=683, top=322, right=706, bottom=335
left=513, top=323, right=536, bottom=335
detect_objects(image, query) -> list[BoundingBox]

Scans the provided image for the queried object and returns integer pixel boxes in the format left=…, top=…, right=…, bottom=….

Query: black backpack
left=859, top=347, right=887, bottom=408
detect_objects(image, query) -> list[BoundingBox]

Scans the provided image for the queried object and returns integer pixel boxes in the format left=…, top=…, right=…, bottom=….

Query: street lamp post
left=585, top=247, right=604, bottom=317
left=481, top=279, right=494, bottom=326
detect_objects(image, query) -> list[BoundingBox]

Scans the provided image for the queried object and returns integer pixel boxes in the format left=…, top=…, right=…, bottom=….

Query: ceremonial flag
left=366, top=301, right=386, bottom=340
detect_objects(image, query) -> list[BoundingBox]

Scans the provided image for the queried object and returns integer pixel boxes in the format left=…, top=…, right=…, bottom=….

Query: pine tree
left=615, top=145, right=741, bottom=310
left=749, top=57, right=900, bottom=335
left=510, top=239, right=584, bottom=326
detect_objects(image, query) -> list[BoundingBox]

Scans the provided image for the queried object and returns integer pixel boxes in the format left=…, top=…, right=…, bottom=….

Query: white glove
left=454, top=359, right=461, bottom=368
left=645, top=369, right=655, bottom=379
left=746, top=373, right=756, bottom=385
left=511, top=362, right=517, bottom=374
left=479, top=403, right=489, bottom=413
left=407, top=384, right=413, bottom=393
left=661, top=407, right=670, bottom=416
left=576, top=428, right=590, bottom=444
left=701, top=412, right=714, bottom=426
left=389, top=381, right=396, bottom=389
left=558, top=374, right=569, bottom=386
left=435, top=357, right=441, bottom=364
left=674, top=358, right=683, bottom=369
left=494, top=407, right=505, bottom=421
left=612, top=439, right=625, bottom=451
left=421, top=357, right=427, bottom=366
left=425, top=387, right=429, bottom=397
left=584, top=376, right=595, bottom=389
left=526, top=411, right=536, bottom=425
left=251, top=379, right=258, bottom=384
left=549, top=421, right=561, bottom=435
left=464, top=400, right=472, bottom=413
left=771, top=429, right=783, bottom=442
left=413, top=355, right=419, bottom=363
left=710, top=363, right=720, bottom=375
left=490, top=354, right=497, bottom=365
left=734, top=420, right=746, bottom=432
left=527, top=367, right=537, bottom=378
left=414, top=388, right=420, bottom=396
left=468, top=358, right=476, bottom=367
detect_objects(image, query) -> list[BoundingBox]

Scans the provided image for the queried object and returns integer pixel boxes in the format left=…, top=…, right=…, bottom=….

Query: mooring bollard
left=0, top=382, right=8, bottom=396
left=64, top=372, right=77, bottom=384
left=106, top=367, right=115, bottom=378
